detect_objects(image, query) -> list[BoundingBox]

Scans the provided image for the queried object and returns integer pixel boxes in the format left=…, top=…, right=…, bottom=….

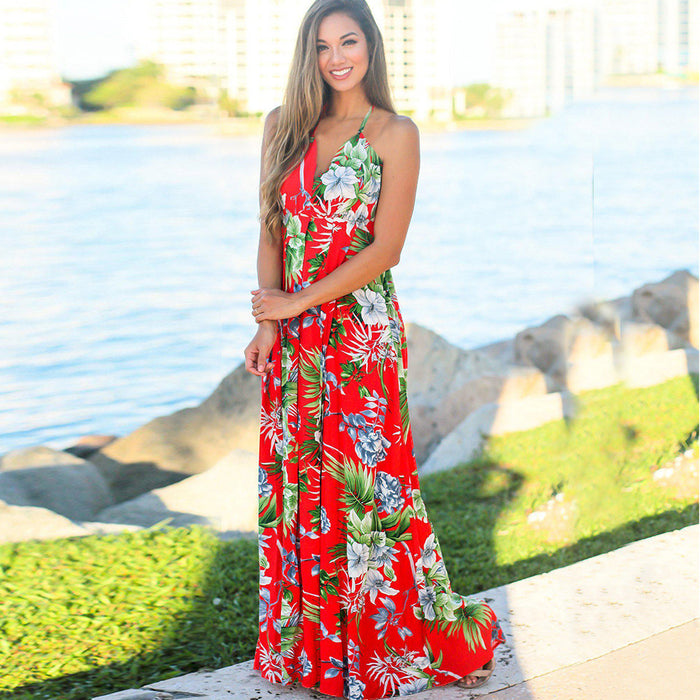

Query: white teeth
left=331, top=68, right=351, bottom=75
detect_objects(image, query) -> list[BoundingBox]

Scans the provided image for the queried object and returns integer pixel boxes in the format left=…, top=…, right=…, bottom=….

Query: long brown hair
left=260, top=0, right=395, bottom=244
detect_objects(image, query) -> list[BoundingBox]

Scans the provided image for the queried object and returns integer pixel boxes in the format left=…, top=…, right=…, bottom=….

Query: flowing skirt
left=254, top=266, right=506, bottom=699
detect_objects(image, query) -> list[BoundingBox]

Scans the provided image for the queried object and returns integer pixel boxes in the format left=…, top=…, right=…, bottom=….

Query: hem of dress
left=253, top=649, right=500, bottom=700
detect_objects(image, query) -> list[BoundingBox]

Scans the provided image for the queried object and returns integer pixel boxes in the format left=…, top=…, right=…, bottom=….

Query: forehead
left=317, top=12, right=363, bottom=41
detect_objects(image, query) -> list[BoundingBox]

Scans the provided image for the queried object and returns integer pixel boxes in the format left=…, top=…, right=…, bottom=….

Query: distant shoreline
left=0, top=109, right=539, bottom=134
left=1, top=76, right=696, bottom=134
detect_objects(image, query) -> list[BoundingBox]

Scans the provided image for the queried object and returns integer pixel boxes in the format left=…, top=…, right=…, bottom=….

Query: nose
left=330, top=45, right=345, bottom=64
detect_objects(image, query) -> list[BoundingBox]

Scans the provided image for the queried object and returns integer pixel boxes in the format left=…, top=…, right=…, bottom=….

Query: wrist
left=295, top=286, right=316, bottom=314
left=258, top=319, right=278, bottom=336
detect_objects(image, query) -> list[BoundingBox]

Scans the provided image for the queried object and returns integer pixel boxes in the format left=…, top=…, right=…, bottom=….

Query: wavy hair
left=259, top=0, right=395, bottom=244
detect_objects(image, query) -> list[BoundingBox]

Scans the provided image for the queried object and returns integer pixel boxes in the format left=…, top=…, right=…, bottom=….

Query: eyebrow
left=317, top=32, right=358, bottom=44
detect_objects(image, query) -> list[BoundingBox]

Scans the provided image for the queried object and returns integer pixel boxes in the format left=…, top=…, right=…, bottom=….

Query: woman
left=243, top=1, right=506, bottom=697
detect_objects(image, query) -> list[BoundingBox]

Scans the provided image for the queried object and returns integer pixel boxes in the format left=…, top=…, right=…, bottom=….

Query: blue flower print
left=320, top=504, right=331, bottom=534
left=258, top=465, right=272, bottom=498
left=375, top=470, right=405, bottom=513
left=355, top=426, right=391, bottom=468
left=259, top=587, right=271, bottom=631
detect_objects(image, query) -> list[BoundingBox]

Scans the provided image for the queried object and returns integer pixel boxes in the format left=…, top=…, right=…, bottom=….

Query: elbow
left=372, top=241, right=401, bottom=269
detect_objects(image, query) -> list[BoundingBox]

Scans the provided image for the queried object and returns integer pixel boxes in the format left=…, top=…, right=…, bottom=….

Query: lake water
left=1, top=85, right=697, bottom=454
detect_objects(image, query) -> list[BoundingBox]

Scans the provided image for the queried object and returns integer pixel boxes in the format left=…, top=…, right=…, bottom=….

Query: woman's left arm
left=251, top=116, right=420, bottom=322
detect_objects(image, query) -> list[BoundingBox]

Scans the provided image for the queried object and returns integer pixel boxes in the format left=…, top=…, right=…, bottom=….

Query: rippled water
left=1, top=86, right=697, bottom=454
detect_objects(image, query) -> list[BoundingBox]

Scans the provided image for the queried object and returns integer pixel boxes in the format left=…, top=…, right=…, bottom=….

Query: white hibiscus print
left=321, top=164, right=358, bottom=201
left=418, top=583, right=437, bottom=620
left=347, top=540, right=370, bottom=578
left=353, top=287, right=389, bottom=326
left=362, top=569, right=398, bottom=603
left=362, top=161, right=382, bottom=201
left=419, top=532, right=438, bottom=568
left=335, top=201, right=370, bottom=234
left=398, top=678, right=430, bottom=695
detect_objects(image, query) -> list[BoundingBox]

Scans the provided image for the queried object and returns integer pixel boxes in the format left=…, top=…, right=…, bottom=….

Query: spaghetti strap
left=358, top=103, right=373, bottom=133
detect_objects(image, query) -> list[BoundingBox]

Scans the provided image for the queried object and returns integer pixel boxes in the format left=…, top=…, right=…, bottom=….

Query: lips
left=330, top=67, right=352, bottom=79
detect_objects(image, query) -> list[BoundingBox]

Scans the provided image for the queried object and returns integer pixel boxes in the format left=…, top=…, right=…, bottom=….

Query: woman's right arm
left=244, top=106, right=283, bottom=376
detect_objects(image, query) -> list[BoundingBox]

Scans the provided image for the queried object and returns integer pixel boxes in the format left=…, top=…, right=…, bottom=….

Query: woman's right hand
left=244, top=320, right=278, bottom=376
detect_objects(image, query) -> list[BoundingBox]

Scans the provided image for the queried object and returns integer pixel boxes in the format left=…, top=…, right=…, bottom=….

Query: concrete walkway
left=94, top=523, right=699, bottom=700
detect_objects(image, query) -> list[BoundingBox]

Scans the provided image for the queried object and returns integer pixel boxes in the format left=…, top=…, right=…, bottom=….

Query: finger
left=246, top=359, right=263, bottom=376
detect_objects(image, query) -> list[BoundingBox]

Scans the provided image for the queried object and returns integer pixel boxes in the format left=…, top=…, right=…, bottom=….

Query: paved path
left=94, top=523, right=698, bottom=700
left=480, top=619, right=699, bottom=699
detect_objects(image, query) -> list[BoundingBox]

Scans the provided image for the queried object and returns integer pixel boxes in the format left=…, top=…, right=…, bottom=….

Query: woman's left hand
left=250, top=287, right=305, bottom=322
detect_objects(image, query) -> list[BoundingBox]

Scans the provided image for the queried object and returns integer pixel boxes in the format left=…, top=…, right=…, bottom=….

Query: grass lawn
left=1, top=374, right=697, bottom=700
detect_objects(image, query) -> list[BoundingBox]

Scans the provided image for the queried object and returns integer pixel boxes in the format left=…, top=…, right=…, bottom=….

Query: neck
left=326, top=87, right=371, bottom=120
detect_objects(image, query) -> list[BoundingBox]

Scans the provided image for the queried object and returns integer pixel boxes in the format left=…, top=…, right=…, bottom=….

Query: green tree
left=218, top=88, right=242, bottom=117
left=454, top=82, right=507, bottom=119
left=81, top=60, right=196, bottom=111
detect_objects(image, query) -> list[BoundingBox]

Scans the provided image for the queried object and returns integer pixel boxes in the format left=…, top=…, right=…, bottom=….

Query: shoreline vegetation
left=0, top=104, right=539, bottom=134
left=1, top=72, right=696, bottom=134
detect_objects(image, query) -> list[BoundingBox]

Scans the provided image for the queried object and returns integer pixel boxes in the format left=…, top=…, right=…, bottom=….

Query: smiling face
left=316, top=12, right=370, bottom=92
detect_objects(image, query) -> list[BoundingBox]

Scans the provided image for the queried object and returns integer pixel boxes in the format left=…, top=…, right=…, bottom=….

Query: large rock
left=618, top=321, right=672, bottom=355
left=0, top=446, right=113, bottom=521
left=88, top=364, right=261, bottom=502
left=405, top=323, right=546, bottom=462
left=95, top=448, right=258, bottom=537
left=420, top=391, right=579, bottom=476
left=0, top=499, right=142, bottom=544
left=0, top=499, right=88, bottom=542
left=631, top=269, right=698, bottom=348
left=0, top=445, right=90, bottom=471
left=513, top=314, right=583, bottom=390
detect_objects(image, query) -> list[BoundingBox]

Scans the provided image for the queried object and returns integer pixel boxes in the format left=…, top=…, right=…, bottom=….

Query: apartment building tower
left=493, top=2, right=597, bottom=118
left=0, top=0, right=70, bottom=108
left=136, top=0, right=451, bottom=118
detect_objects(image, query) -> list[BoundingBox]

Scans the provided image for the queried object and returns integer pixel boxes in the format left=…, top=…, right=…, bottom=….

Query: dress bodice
left=278, top=104, right=384, bottom=294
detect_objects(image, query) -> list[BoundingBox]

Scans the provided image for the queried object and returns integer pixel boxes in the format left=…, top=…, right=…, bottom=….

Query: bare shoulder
left=371, top=109, right=419, bottom=162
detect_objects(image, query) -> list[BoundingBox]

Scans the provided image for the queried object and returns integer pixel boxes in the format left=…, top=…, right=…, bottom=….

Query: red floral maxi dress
left=253, top=104, right=506, bottom=699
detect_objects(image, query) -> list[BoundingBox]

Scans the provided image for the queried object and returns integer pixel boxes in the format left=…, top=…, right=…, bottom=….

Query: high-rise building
left=135, top=0, right=229, bottom=98
left=658, top=0, right=699, bottom=74
left=689, top=0, right=699, bottom=72
left=0, top=0, right=70, bottom=109
left=220, top=0, right=306, bottom=115
left=368, top=0, right=452, bottom=120
left=597, top=0, right=658, bottom=75
left=493, top=2, right=596, bottom=118
left=135, top=0, right=451, bottom=118
left=493, top=8, right=548, bottom=118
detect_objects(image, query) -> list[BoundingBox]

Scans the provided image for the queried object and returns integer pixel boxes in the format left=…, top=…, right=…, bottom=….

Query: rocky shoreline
left=0, top=268, right=696, bottom=545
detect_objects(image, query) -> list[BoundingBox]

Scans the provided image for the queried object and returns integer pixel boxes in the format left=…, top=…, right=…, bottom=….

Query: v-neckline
left=311, top=104, right=374, bottom=183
